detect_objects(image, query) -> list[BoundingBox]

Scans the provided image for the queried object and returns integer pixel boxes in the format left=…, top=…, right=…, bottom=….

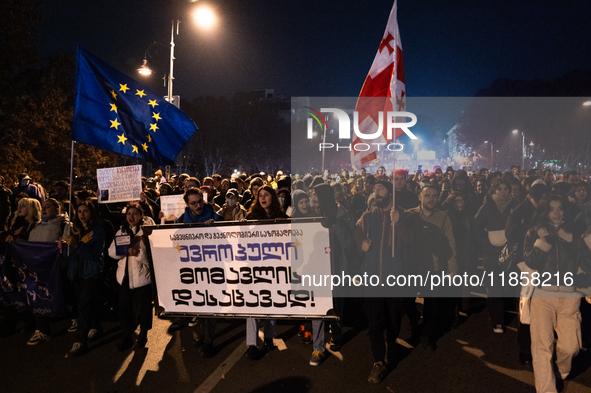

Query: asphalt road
left=1, top=297, right=590, bottom=393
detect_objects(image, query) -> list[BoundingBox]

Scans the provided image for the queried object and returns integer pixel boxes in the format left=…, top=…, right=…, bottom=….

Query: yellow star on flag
left=119, top=84, right=129, bottom=93
left=148, top=99, right=159, bottom=108
left=110, top=90, right=117, bottom=100
left=142, top=143, right=148, bottom=152
left=109, top=103, right=117, bottom=113
left=175, top=243, right=182, bottom=253
left=117, top=133, right=127, bottom=145
left=152, top=112, right=162, bottom=121
left=149, top=123, right=159, bottom=132
left=132, top=145, right=139, bottom=154
left=135, top=90, right=146, bottom=98
left=110, top=118, right=121, bottom=130
left=147, top=134, right=152, bottom=142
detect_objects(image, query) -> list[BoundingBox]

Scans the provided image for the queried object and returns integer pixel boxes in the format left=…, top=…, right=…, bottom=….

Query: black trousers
left=74, top=278, right=102, bottom=345
left=119, top=277, right=153, bottom=337
left=365, top=297, right=403, bottom=362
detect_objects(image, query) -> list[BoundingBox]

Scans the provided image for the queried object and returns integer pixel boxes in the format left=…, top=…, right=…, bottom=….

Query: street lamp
left=484, top=141, right=493, bottom=169
left=512, top=129, right=525, bottom=170
left=138, top=6, right=216, bottom=107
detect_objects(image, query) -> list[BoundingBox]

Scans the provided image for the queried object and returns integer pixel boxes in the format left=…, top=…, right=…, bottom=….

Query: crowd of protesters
left=1, top=165, right=591, bottom=391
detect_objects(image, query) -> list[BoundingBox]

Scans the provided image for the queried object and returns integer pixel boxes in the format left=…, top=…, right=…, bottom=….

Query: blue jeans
left=246, top=318, right=276, bottom=347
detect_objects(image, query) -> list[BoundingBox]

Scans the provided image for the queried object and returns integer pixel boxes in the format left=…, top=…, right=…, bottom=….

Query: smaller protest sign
left=159, top=194, right=186, bottom=224
left=97, top=165, right=142, bottom=204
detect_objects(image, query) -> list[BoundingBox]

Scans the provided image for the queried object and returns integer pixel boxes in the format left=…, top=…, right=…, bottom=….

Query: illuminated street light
left=583, top=101, right=591, bottom=106
left=138, top=8, right=216, bottom=107
left=194, top=6, right=216, bottom=28
left=137, top=58, right=152, bottom=75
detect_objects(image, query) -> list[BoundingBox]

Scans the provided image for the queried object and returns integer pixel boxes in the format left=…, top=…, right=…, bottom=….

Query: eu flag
left=73, top=46, right=198, bottom=165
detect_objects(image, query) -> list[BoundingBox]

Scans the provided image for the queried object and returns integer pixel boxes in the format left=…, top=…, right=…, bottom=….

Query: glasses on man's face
left=188, top=199, right=204, bottom=206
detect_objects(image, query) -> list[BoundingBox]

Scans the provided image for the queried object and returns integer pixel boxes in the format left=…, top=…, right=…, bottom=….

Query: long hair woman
left=523, top=195, right=585, bottom=392
left=3, top=197, right=42, bottom=245
left=65, top=200, right=105, bottom=357
left=108, top=203, right=154, bottom=351
left=246, top=185, right=287, bottom=220
left=244, top=186, right=286, bottom=360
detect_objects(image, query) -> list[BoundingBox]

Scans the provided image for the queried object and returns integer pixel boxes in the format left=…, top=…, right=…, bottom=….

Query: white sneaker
left=68, top=319, right=78, bottom=333
left=493, top=324, right=505, bottom=334
left=88, top=328, right=101, bottom=340
left=27, top=330, right=51, bottom=346
left=188, top=317, right=199, bottom=327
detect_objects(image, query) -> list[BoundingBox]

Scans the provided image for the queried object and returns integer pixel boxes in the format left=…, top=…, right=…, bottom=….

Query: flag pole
left=392, top=145, right=396, bottom=257
left=68, top=140, right=75, bottom=221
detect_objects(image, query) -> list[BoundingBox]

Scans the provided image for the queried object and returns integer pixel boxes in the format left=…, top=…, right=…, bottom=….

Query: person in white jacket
left=108, top=203, right=154, bottom=351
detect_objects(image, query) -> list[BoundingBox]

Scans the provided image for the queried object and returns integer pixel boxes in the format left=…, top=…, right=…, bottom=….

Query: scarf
left=492, top=194, right=512, bottom=214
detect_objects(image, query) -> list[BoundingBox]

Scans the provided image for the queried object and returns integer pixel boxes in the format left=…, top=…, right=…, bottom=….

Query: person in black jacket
left=473, top=178, right=519, bottom=333
left=523, top=194, right=588, bottom=393
left=393, top=170, right=419, bottom=210
left=505, top=182, right=547, bottom=365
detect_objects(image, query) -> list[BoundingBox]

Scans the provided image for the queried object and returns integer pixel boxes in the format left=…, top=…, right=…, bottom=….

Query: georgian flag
left=351, top=0, right=405, bottom=170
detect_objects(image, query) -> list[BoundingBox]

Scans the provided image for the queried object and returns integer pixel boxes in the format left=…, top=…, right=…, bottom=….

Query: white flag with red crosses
left=351, top=0, right=405, bottom=170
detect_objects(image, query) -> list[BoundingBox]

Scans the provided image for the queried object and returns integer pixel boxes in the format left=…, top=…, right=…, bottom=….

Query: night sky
left=38, top=0, right=591, bottom=101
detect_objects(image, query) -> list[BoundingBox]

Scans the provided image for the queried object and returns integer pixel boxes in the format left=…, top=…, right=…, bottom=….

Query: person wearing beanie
left=291, top=189, right=312, bottom=218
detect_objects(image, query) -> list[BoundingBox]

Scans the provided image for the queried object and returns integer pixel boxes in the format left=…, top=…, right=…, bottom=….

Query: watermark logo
left=303, top=106, right=417, bottom=152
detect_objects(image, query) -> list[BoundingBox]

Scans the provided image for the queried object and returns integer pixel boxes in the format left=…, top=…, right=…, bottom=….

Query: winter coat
left=176, top=204, right=221, bottom=224
left=355, top=207, right=413, bottom=280
left=67, top=221, right=105, bottom=281
left=408, top=206, right=458, bottom=276
left=523, top=223, right=580, bottom=292
left=505, top=197, right=536, bottom=259
left=108, top=226, right=151, bottom=289
left=473, top=196, right=518, bottom=258
left=29, top=214, right=69, bottom=243
left=217, top=204, right=247, bottom=221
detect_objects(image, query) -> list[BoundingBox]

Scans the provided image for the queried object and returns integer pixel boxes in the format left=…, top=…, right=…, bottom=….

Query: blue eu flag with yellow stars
left=73, top=46, right=198, bottom=165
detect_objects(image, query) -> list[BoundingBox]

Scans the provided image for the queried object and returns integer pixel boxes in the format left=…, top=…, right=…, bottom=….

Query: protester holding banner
left=216, top=188, right=247, bottom=221
left=244, top=185, right=287, bottom=360
left=173, top=187, right=222, bottom=356
left=26, top=198, right=70, bottom=345
left=108, top=203, right=153, bottom=351
left=64, top=200, right=105, bottom=357
left=176, top=188, right=221, bottom=225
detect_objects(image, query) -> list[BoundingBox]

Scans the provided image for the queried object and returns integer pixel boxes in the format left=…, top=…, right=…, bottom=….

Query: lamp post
left=512, top=129, right=525, bottom=170
left=321, top=125, right=327, bottom=173
left=167, top=20, right=179, bottom=105
left=484, top=141, right=493, bottom=169
left=138, top=6, right=216, bottom=108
